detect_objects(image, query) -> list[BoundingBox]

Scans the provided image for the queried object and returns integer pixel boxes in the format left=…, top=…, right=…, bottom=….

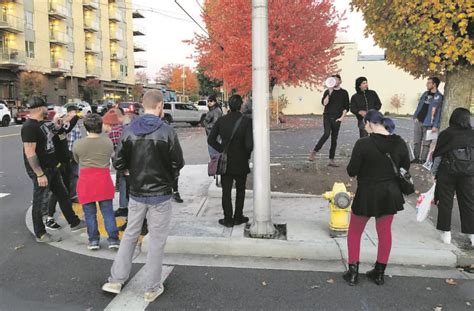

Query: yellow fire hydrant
left=322, top=182, right=353, bottom=237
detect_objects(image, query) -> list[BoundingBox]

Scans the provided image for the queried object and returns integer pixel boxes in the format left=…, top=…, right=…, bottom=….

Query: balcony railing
left=84, top=19, right=100, bottom=32
left=0, top=14, right=24, bottom=33
left=133, top=24, right=146, bottom=36
left=85, top=41, right=100, bottom=53
left=86, top=65, right=101, bottom=77
left=49, top=2, right=69, bottom=19
left=51, top=58, right=71, bottom=72
left=110, top=50, right=124, bottom=60
left=109, top=29, right=124, bottom=41
left=0, top=49, right=26, bottom=66
left=111, top=71, right=124, bottom=81
left=83, top=0, right=99, bottom=10
left=109, top=7, right=124, bottom=22
left=50, top=31, right=70, bottom=45
left=133, top=41, right=145, bottom=52
left=134, top=59, right=147, bottom=68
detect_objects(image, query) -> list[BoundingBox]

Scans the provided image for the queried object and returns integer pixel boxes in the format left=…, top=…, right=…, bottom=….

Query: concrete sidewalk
left=142, top=165, right=466, bottom=268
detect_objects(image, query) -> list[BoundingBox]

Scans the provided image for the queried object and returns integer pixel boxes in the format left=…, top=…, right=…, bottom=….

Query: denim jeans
left=82, top=200, right=119, bottom=242
left=118, top=172, right=129, bottom=209
left=69, top=159, right=79, bottom=199
left=28, top=167, right=80, bottom=238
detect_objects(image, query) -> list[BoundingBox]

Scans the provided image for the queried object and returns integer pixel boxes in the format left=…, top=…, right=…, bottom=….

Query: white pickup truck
left=0, top=101, right=11, bottom=127
left=163, top=102, right=207, bottom=126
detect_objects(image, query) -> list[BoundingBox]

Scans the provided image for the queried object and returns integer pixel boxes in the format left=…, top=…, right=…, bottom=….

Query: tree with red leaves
left=190, top=0, right=343, bottom=94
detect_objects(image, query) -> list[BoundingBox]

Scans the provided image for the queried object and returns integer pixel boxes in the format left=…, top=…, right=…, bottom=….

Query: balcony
left=50, top=58, right=71, bottom=73
left=110, top=50, right=124, bottom=60
left=132, top=10, right=145, bottom=18
left=133, top=41, right=145, bottom=52
left=86, top=65, right=101, bottom=77
left=85, top=41, right=100, bottom=54
left=83, top=0, right=99, bottom=10
left=111, top=71, right=124, bottom=81
left=133, top=24, right=146, bottom=36
left=84, top=19, right=100, bottom=32
left=109, top=7, right=124, bottom=22
left=50, top=31, right=70, bottom=45
left=49, top=2, right=69, bottom=19
left=0, top=14, right=24, bottom=33
left=109, top=29, right=124, bottom=41
left=0, top=49, right=26, bottom=67
left=134, top=59, right=147, bottom=68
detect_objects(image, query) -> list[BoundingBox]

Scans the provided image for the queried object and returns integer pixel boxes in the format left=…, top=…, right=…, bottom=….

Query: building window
left=25, top=11, right=33, bottom=30
left=25, top=41, right=35, bottom=58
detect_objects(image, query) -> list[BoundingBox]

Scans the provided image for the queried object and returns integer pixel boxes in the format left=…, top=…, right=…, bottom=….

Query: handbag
left=371, top=136, right=415, bottom=195
left=208, top=116, right=243, bottom=176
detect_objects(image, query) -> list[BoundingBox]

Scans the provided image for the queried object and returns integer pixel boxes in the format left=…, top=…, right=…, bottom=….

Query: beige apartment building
left=0, top=0, right=145, bottom=105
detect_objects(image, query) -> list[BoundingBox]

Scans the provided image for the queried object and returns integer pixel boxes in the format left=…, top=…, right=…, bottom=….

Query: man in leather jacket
left=203, top=94, right=223, bottom=158
left=103, top=90, right=184, bottom=302
left=350, top=77, right=382, bottom=138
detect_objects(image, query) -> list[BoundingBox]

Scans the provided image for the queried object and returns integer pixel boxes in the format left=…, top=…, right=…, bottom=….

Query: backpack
left=444, top=146, right=474, bottom=176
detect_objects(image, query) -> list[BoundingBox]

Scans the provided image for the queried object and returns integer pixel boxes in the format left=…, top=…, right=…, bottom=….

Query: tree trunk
left=440, top=65, right=474, bottom=129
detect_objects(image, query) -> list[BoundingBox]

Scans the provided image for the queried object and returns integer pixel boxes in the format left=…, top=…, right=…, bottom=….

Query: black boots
left=366, top=262, right=387, bottom=285
left=343, top=262, right=359, bottom=286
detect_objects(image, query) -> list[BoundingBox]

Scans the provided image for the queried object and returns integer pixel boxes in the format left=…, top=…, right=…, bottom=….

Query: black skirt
left=351, top=178, right=405, bottom=217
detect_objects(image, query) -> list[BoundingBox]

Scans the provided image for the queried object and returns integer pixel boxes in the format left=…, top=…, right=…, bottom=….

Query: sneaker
left=114, top=208, right=128, bottom=217
left=469, top=234, right=474, bottom=247
left=71, top=220, right=87, bottom=232
left=88, top=240, right=100, bottom=250
left=308, top=151, right=316, bottom=162
left=108, top=241, right=120, bottom=250
left=36, top=233, right=62, bottom=243
left=234, top=216, right=249, bottom=226
left=328, top=160, right=339, bottom=167
left=102, top=282, right=122, bottom=294
left=45, top=218, right=62, bottom=230
left=218, top=219, right=234, bottom=228
left=173, top=191, right=184, bottom=203
left=144, top=285, right=165, bottom=303
left=440, top=231, right=452, bottom=244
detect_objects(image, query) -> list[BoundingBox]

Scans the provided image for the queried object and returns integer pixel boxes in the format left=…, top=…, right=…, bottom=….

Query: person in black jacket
left=431, top=108, right=474, bottom=246
left=343, top=110, right=410, bottom=286
left=208, top=94, right=253, bottom=227
left=350, top=77, right=382, bottom=138
left=309, top=74, right=349, bottom=166
left=103, top=90, right=184, bottom=302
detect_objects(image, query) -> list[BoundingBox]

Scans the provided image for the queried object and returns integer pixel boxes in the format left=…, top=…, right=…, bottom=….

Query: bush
left=270, top=95, right=289, bottom=121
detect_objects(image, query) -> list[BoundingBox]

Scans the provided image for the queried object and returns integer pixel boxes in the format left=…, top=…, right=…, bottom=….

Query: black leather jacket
left=113, top=123, right=184, bottom=197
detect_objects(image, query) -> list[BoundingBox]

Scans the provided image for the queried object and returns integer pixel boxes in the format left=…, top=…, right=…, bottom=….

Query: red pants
left=347, top=213, right=394, bottom=264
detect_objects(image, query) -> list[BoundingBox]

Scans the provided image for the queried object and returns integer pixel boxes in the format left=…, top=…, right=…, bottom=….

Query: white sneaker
left=144, top=285, right=164, bottom=302
left=469, top=234, right=474, bottom=246
left=102, top=282, right=122, bottom=294
left=440, top=231, right=452, bottom=244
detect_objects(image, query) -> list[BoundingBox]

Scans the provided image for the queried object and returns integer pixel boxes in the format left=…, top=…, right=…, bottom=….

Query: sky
left=132, top=0, right=384, bottom=80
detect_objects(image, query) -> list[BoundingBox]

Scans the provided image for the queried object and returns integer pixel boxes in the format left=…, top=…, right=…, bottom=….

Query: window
left=25, top=11, right=33, bottom=29
left=25, top=41, right=35, bottom=58
left=164, top=103, right=171, bottom=110
left=175, top=103, right=186, bottom=110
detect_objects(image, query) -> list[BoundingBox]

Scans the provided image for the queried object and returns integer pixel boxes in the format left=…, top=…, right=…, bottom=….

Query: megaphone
left=325, top=77, right=337, bottom=88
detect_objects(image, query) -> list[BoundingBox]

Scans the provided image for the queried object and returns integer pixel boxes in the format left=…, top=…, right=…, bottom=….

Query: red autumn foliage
left=190, top=0, right=343, bottom=94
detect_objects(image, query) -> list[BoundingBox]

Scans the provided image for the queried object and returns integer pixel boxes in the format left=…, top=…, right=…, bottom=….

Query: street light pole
left=250, top=0, right=275, bottom=237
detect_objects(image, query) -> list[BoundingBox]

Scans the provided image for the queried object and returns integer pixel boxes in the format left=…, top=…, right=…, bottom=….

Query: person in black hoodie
left=431, top=108, right=474, bottom=246
left=343, top=110, right=410, bottom=286
left=350, top=77, right=382, bottom=138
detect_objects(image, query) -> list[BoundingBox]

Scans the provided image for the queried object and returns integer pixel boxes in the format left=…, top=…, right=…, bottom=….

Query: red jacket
left=76, top=167, right=115, bottom=205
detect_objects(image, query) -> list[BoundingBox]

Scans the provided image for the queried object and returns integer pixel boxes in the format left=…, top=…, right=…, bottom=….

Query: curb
left=207, top=181, right=320, bottom=199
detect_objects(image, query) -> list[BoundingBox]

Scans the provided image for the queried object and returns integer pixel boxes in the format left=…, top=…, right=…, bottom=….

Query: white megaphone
left=325, top=77, right=337, bottom=89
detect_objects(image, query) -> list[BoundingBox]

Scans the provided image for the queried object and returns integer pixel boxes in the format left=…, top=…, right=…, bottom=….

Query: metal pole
left=250, top=0, right=275, bottom=237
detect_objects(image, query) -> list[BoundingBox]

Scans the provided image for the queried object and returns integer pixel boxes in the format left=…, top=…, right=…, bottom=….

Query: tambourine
left=325, top=77, right=337, bottom=88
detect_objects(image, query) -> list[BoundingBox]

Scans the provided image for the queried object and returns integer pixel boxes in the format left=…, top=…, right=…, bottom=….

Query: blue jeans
left=82, top=200, right=119, bottom=243
left=118, top=173, right=129, bottom=209
left=208, top=145, right=220, bottom=159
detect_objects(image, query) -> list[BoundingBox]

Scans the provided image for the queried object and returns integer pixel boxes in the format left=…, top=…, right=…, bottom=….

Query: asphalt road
left=0, top=120, right=472, bottom=310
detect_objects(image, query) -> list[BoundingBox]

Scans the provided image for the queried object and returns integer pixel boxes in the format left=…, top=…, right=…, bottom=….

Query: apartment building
left=0, top=0, right=144, bottom=105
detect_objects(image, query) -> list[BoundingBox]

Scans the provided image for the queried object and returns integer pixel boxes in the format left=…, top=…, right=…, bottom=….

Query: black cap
left=26, top=96, right=47, bottom=109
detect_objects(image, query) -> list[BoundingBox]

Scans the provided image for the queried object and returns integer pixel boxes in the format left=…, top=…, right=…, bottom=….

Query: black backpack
left=444, top=146, right=474, bottom=176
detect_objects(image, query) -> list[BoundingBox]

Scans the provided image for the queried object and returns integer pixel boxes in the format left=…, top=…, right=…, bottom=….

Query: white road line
left=104, top=265, right=174, bottom=311
left=0, top=193, right=10, bottom=198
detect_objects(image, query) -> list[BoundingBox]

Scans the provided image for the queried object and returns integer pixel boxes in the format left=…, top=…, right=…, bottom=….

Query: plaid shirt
left=109, top=125, right=124, bottom=150
left=67, top=124, right=82, bottom=152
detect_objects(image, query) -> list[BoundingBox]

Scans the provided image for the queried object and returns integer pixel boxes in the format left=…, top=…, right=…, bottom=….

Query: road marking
left=104, top=265, right=174, bottom=311
left=0, top=193, right=10, bottom=198
left=0, top=133, right=20, bottom=138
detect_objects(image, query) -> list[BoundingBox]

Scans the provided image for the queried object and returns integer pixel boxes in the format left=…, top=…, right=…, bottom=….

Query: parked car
left=163, top=102, right=207, bottom=126
left=0, top=101, right=11, bottom=127
left=118, top=102, right=143, bottom=115
left=14, top=105, right=56, bottom=124
left=96, top=100, right=115, bottom=115
left=195, top=100, right=209, bottom=113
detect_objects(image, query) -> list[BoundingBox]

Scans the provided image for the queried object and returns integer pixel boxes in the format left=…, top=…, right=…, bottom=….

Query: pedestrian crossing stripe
left=0, top=193, right=10, bottom=198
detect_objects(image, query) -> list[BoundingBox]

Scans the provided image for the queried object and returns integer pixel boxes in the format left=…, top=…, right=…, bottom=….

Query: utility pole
left=250, top=0, right=275, bottom=237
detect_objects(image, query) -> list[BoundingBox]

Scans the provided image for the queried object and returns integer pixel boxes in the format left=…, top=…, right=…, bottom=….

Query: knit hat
left=355, top=76, right=367, bottom=93
left=102, top=109, right=121, bottom=125
left=26, top=96, right=48, bottom=109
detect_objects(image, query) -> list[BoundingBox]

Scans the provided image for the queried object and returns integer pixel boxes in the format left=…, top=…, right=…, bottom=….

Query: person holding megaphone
left=308, top=74, right=350, bottom=167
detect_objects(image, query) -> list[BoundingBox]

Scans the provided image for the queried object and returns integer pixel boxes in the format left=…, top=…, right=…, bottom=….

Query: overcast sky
left=132, top=0, right=383, bottom=80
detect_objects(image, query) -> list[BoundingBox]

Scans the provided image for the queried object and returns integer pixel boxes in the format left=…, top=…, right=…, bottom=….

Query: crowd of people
left=20, top=75, right=472, bottom=297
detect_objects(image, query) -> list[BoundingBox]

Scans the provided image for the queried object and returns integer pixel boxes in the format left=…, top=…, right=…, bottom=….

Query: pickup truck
left=0, top=101, right=11, bottom=127
left=163, top=102, right=207, bottom=126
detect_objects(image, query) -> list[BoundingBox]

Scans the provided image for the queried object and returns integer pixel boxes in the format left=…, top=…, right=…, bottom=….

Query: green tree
left=196, top=67, right=222, bottom=96
left=351, top=1, right=474, bottom=126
